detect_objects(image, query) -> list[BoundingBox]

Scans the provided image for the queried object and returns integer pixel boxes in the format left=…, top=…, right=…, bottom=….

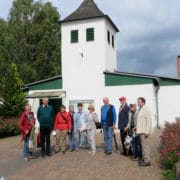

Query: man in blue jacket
left=101, top=97, right=116, bottom=155
left=118, top=96, right=130, bottom=156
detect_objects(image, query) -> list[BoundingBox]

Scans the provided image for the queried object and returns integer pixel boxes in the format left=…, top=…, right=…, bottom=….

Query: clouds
left=0, top=0, right=180, bottom=77
left=112, top=0, right=180, bottom=77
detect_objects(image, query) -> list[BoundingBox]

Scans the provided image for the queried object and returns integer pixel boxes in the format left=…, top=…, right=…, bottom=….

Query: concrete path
left=0, top=130, right=162, bottom=180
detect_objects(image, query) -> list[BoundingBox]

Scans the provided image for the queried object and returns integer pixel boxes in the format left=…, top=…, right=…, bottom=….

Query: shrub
left=0, top=118, right=20, bottom=138
left=0, top=63, right=27, bottom=118
left=162, top=170, right=176, bottom=180
left=160, top=122, right=180, bottom=170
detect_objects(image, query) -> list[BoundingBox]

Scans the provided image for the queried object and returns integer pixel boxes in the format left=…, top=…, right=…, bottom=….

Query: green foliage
left=160, top=122, right=180, bottom=170
left=0, top=0, right=61, bottom=84
left=0, top=63, right=27, bottom=117
left=0, top=19, right=8, bottom=90
left=162, top=170, right=176, bottom=180
left=0, top=118, right=20, bottom=138
left=160, top=122, right=180, bottom=179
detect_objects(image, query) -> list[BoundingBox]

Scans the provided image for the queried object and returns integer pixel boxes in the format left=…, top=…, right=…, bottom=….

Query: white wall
left=103, top=84, right=157, bottom=128
left=158, top=85, right=180, bottom=127
left=61, top=18, right=111, bottom=109
left=61, top=17, right=159, bottom=128
left=105, top=19, right=117, bottom=71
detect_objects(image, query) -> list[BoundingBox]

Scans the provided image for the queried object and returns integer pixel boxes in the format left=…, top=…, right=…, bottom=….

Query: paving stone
left=0, top=130, right=163, bottom=180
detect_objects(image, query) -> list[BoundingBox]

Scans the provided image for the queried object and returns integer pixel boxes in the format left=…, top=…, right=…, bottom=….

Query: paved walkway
left=0, top=129, right=162, bottom=180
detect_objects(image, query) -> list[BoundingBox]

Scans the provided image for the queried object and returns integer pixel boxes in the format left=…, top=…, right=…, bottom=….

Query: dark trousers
left=40, top=126, right=51, bottom=155
left=120, top=130, right=126, bottom=154
left=132, top=135, right=142, bottom=158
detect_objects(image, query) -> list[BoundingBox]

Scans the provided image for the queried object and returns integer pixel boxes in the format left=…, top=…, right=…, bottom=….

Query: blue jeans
left=23, top=136, right=31, bottom=158
left=74, top=130, right=88, bottom=149
left=102, top=124, right=113, bottom=152
left=68, top=131, right=78, bottom=150
left=79, top=130, right=88, bottom=147
left=73, top=131, right=80, bottom=150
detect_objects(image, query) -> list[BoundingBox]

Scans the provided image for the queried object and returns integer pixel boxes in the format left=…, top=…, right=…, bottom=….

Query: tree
left=0, top=63, right=27, bottom=117
left=5, top=0, right=61, bottom=83
left=31, top=2, right=61, bottom=80
left=0, top=18, right=8, bottom=91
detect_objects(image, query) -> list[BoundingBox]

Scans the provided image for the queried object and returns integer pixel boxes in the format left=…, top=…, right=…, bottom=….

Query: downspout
left=154, top=78, right=160, bottom=129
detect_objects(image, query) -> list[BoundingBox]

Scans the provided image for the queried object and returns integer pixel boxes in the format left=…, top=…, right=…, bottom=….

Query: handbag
left=124, top=131, right=133, bottom=150
left=37, top=132, right=41, bottom=148
left=95, top=122, right=102, bottom=129
left=28, top=140, right=34, bottom=151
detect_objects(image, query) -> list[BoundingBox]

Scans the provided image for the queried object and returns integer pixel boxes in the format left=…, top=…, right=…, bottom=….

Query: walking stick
left=113, top=130, right=118, bottom=150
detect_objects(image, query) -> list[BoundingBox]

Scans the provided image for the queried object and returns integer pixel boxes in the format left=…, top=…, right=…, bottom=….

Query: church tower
left=61, top=0, right=119, bottom=107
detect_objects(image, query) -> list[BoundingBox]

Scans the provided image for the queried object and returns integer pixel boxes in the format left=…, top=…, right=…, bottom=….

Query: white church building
left=25, top=0, right=180, bottom=129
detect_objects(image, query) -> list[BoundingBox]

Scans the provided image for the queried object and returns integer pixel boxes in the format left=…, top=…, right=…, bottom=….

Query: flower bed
left=160, top=122, right=180, bottom=179
left=0, top=118, right=20, bottom=138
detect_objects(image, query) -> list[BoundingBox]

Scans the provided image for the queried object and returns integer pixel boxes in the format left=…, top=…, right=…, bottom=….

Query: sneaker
left=138, top=161, right=151, bottom=167
left=106, top=151, right=112, bottom=155
left=28, top=156, right=36, bottom=159
left=79, top=145, right=84, bottom=148
left=24, top=157, right=29, bottom=161
left=89, top=151, right=92, bottom=154
left=46, top=153, right=52, bottom=157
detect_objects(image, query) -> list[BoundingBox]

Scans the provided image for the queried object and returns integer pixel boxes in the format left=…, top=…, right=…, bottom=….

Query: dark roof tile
left=63, top=0, right=104, bottom=21
left=61, top=0, right=119, bottom=32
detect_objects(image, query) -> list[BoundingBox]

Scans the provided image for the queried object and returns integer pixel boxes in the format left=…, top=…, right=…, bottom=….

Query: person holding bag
left=18, top=104, right=36, bottom=161
left=54, top=105, right=72, bottom=154
left=85, top=104, right=99, bottom=155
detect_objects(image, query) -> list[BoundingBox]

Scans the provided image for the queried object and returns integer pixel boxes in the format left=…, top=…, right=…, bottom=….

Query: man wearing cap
left=118, top=96, right=130, bottom=156
left=101, top=97, right=116, bottom=155
left=136, top=97, right=152, bottom=167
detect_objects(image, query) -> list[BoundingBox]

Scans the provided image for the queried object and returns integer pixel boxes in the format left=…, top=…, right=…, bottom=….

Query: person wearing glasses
left=85, top=104, right=99, bottom=155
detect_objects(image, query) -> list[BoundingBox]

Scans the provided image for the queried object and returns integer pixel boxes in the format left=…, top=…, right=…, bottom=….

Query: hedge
left=0, top=118, right=20, bottom=138
left=160, top=122, right=180, bottom=179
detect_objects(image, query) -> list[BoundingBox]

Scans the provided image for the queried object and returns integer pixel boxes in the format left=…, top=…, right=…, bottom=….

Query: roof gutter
left=154, top=78, right=161, bottom=129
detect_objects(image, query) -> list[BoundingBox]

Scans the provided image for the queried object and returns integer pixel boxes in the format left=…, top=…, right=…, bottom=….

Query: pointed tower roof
left=61, top=0, right=119, bottom=32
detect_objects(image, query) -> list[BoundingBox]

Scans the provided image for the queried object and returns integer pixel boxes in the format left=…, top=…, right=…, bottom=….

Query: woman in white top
left=85, top=104, right=99, bottom=155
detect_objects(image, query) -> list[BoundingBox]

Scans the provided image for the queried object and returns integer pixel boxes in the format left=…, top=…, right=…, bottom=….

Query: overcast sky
left=0, top=0, right=180, bottom=78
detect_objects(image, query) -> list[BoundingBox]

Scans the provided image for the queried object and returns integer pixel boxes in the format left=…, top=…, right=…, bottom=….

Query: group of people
left=100, top=96, right=152, bottom=167
left=18, top=96, right=152, bottom=167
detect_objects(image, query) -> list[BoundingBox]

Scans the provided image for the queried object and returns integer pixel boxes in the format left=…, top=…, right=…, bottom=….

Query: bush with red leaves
left=0, top=118, right=19, bottom=138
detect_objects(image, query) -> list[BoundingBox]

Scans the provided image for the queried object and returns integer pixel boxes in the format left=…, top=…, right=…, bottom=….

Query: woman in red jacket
left=18, top=104, right=35, bottom=161
left=54, top=105, right=72, bottom=154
